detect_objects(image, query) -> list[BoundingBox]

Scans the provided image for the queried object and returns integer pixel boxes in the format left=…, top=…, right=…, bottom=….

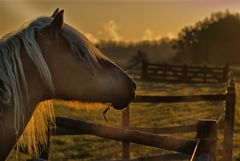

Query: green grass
left=7, top=81, right=240, bottom=161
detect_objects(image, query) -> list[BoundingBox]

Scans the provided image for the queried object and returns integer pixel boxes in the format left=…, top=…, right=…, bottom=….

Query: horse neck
left=0, top=42, right=53, bottom=160
left=20, top=41, right=53, bottom=114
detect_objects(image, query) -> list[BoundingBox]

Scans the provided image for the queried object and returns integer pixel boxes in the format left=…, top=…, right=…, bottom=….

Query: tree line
left=97, top=10, right=240, bottom=67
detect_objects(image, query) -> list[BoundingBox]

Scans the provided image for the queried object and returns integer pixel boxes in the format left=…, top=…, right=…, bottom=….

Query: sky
left=1, top=0, right=240, bottom=43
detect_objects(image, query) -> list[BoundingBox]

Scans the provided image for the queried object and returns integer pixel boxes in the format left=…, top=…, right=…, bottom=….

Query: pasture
left=7, top=80, right=240, bottom=161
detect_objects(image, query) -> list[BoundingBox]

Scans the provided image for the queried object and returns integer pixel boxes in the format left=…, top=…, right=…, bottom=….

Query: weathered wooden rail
left=55, top=117, right=196, bottom=155
left=40, top=79, right=236, bottom=161
left=55, top=117, right=217, bottom=161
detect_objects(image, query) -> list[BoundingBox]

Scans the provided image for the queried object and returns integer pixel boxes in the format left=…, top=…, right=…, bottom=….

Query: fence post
left=141, top=60, right=148, bottom=80
left=196, top=119, right=217, bottom=161
left=223, top=79, right=236, bottom=161
left=122, top=106, right=130, bottom=159
left=223, top=64, right=229, bottom=82
left=203, top=65, right=207, bottom=83
left=182, top=64, right=188, bottom=82
left=163, top=64, right=167, bottom=80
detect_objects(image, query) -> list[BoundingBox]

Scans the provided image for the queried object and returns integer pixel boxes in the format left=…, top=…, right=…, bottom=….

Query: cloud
left=81, top=20, right=123, bottom=44
left=142, top=28, right=161, bottom=41
left=98, top=20, right=122, bottom=42
left=166, top=32, right=176, bottom=39
left=84, top=32, right=99, bottom=44
left=142, top=29, right=176, bottom=41
left=82, top=22, right=176, bottom=44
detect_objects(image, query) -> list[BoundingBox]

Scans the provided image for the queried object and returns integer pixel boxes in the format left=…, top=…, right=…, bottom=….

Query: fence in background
left=126, top=60, right=229, bottom=83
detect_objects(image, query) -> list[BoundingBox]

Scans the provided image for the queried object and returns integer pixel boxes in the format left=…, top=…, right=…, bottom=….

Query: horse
left=0, top=9, right=136, bottom=160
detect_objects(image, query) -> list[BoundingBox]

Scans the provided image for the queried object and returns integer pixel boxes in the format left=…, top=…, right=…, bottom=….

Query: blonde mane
left=0, top=16, right=109, bottom=157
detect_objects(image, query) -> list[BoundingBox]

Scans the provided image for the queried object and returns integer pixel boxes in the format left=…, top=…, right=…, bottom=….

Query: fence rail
left=55, top=119, right=224, bottom=135
left=56, top=117, right=217, bottom=160
left=134, top=94, right=226, bottom=103
left=55, top=117, right=197, bottom=155
left=55, top=117, right=218, bottom=161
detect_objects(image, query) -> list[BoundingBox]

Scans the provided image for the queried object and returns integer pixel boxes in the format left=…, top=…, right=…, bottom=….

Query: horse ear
left=51, top=8, right=59, bottom=18
left=50, top=9, right=64, bottom=34
left=41, top=10, right=64, bottom=37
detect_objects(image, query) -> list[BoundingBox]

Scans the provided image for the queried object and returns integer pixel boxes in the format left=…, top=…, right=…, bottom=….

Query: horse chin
left=111, top=95, right=136, bottom=110
left=112, top=102, right=130, bottom=110
left=112, top=91, right=136, bottom=110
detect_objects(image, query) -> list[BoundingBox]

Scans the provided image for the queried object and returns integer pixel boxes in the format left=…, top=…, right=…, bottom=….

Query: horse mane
left=30, top=17, right=110, bottom=67
left=0, top=16, right=108, bottom=157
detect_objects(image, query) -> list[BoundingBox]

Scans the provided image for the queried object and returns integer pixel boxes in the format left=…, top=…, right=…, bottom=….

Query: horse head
left=35, top=9, right=136, bottom=109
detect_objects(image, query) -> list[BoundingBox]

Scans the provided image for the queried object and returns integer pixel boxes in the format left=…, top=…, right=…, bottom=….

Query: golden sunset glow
left=1, top=1, right=240, bottom=160
left=1, top=0, right=240, bottom=42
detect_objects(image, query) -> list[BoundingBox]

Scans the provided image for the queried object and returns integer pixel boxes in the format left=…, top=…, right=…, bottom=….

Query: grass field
left=7, top=80, right=240, bottom=161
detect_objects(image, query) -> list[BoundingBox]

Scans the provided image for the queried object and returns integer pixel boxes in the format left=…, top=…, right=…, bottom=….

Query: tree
left=173, top=10, right=240, bottom=65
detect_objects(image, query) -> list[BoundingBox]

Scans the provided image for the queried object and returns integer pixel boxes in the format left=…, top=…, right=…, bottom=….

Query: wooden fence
left=55, top=118, right=217, bottom=161
left=118, top=79, right=235, bottom=161
left=39, top=79, right=236, bottom=161
left=126, top=60, right=229, bottom=83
